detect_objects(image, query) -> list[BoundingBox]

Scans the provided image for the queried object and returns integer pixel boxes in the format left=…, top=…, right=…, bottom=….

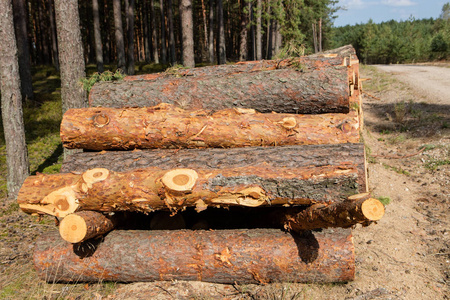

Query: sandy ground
left=0, top=64, right=448, bottom=299
left=375, top=65, right=450, bottom=105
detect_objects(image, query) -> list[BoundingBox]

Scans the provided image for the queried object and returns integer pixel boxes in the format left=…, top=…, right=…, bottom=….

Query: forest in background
left=332, top=3, right=450, bottom=64
left=22, top=0, right=338, bottom=74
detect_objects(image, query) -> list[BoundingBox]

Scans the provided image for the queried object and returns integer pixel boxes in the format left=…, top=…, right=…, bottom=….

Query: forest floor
left=0, top=64, right=449, bottom=299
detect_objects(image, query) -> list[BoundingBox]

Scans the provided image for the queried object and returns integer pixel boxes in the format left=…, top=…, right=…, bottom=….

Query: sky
left=333, top=0, right=447, bottom=27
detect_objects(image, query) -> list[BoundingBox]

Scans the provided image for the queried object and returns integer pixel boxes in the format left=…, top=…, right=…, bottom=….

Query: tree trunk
left=38, top=0, right=51, bottom=65
left=92, top=0, right=104, bottom=73
left=12, top=0, right=34, bottom=101
left=126, top=0, right=135, bottom=75
left=61, top=104, right=360, bottom=151
left=208, top=0, right=215, bottom=63
left=159, top=0, right=167, bottom=64
left=201, top=0, right=208, bottom=54
left=143, top=0, right=150, bottom=62
left=0, top=0, right=30, bottom=199
left=319, top=18, right=322, bottom=53
left=180, top=0, right=195, bottom=68
left=217, top=0, right=225, bottom=64
left=47, top=0, right=60, bottom=71
left=266, top=5, right=272, bottom=59
left=113, top=0, right=126, bottom=70
left=54, top=0, right=87, bottom=112
left=89, top=62, right=351, bottom=114
left=239, top=0, right=248, bottom=61
left=59, top=211, right=116, bottom=243
left=150, top=0, right=159, bottom=63
left=255, top=0, right=262, bottom=60
left=167, top=0, right=176, bottom=65
left=34, top=228, right=355, bottom=283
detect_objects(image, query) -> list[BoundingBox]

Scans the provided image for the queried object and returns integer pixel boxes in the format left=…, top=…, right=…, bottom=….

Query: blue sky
left=333, top=0, right=447, bottom=27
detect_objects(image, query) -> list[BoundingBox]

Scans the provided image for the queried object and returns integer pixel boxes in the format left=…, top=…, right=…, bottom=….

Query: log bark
left=281, top=193, right=385, bottom=231
left=61, top=104, right=360, bottom=150
left=34, top=228, right=355, bottom=283
left=59, top=211, right=115, bottom=243
left=18, top=160, right=361, bottom=217
left=89, top=58, right=352, bottom=114
left=60, top=144, right=368, bottom=193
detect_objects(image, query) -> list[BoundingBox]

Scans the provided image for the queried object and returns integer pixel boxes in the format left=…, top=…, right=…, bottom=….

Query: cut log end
left=59, top=214, right=87, bottom=243
left=59, top=211, right=115, bottom=243
left=161, top=169, right=198, bottom=193
left=361, top=198, right=385, bottom=221
left=82, top=168, right=110, bottom=187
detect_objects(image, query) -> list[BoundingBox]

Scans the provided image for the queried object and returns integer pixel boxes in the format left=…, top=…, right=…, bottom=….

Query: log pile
left=18, top=45, right=384, bottom=284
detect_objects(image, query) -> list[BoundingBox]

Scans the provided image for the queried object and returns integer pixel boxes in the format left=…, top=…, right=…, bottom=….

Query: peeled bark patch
left=61, top=104, right=360, bottom=150
left=34, top=228, right=355, bottom=283
left=18, top=162, right=361, bottom=216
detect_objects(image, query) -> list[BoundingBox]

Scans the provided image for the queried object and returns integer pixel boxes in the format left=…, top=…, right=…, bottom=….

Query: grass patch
left=424, top=159, right=450, bottom=171
left=377, top=196, right=392, bottom=206
left=382, top=163, right=410, bottom=176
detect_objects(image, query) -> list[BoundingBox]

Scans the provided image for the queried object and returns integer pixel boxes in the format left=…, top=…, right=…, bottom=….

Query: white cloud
left=382, top=0, right=417, bottom=7
left=339, top=0, right=366, bottom=10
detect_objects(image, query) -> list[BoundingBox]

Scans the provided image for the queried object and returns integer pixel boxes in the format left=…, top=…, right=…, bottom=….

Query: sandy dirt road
left=376, top=64, right=450, bottom=105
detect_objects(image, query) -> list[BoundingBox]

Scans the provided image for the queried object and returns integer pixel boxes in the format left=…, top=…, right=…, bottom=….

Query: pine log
left=122, top=45, right=358, bottom=82
left=282, top=193, right=385, bottom=231
left=61, top=104, right=360, bottom=150
left=18, top=162, right=361, bottom=217
left=88, top=65, right=350, bottom=114
left=59, top=211, right=116, bottom=243
left=60, top=144, right=368, bottom=194
left=34, top=228, right=355, bottom=283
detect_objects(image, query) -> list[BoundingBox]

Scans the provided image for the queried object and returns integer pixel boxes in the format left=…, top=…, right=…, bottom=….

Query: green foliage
left=377, top=196, right=391, bottom=206
left=424, top=159, right=450, bottom=170
left=80, top=70, right=125, bottom=92
left=332, top=14, right=450, bottom=63
left=382, top=163, right=410, bottom=176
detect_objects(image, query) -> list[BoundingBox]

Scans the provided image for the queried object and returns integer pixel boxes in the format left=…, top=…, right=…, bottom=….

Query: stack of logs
left=18, top=45, right=385, bottom=284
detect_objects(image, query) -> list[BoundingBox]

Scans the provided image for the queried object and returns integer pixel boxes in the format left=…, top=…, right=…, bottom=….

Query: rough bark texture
left=12, top=0, right=34, bottom=100
left=282, top=194, right=385, bottom=231
left=122, top=53, right=350, bottom=81
left=126, top=0, right=135, bottom=75
left=54, top=0, right=87, bottom=114
left=34, top=228, right=355, bottom=283
left=92, top=0, right=104, bottom=73
left=255, top=0, right=262, bottom=60
left=61, top=104, right=360, bottom=150
left=217, top=0, right=225, bottom=64
left=167, top=0, right=176, bottom=65
left=180, top=0, right=195, bottom=68
left=159, top=0, right=166, bottom=64
left=18, top=160, right=361, bottom=217
left=113, top=0, right=126, bottom=70
left=239, top=0, right=249, bottom=62
left=208, top=0, right=214, bottom=63
left=47, top=0, right=60, bottom=71
left=0, top=0, right=30, bottom=199
left=60, top=144, right=367, bottom=192
left=89, top=64, right=350, bottom=114
left=149, top=0, right=159, bottom=63
left=59, top=211, right=115, bottom=243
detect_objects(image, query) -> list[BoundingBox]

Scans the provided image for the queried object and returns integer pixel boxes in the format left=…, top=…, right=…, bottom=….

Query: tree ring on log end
left=161, top=169, right=198, bottom=193
left=82, top=168, right=110, bottom=187
left=59, top=214, right=87, bottom=243
left=361, top=198, right=385, bottom=221
left=93, top=113, right=110, bottom=128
